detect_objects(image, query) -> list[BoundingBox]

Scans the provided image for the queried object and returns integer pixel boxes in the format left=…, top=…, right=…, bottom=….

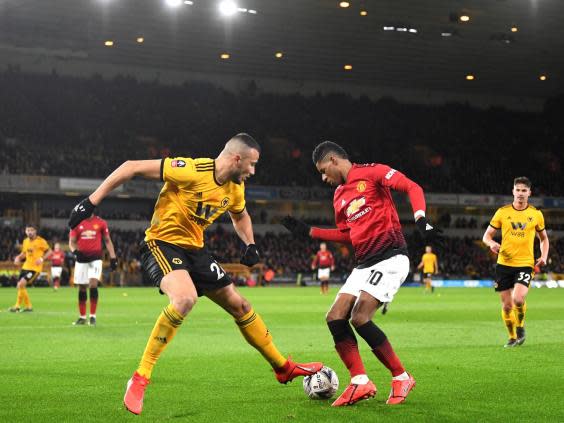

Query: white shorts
left=74, top=260, right=103, bottom=285
left=51, top=266, right=63, bottom=278
left=338, top=254, right=409, bottom=303
left=318, top=268, right=331, bottom=280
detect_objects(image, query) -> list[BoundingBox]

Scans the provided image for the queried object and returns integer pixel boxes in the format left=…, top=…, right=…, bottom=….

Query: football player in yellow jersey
left=68, top=133, right=323, bottom=415
left=9, top=225, right=51, bottom=312
left=417, top=246, right=438, bottom=293
left=482, top=177, right=549, bottom=348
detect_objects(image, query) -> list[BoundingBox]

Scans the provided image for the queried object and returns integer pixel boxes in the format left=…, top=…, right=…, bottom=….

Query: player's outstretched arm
left=482, top=226, right=500, bottom=254
left=69, top=160, right=161, bottom=229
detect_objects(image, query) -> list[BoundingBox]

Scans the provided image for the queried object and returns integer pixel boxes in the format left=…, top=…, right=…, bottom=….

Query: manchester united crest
left=357, top=181, right=366, bottom=192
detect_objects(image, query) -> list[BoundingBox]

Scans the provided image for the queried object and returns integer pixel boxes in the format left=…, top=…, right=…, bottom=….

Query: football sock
left=351, top=374, right=370, bottom=384
left=501, top=308, right=516, bottom=339
left=356, top=321, right=405, bottom=377
left=327, top=319, right=366, bottom=377
left=137, top=304, right=184, bottom=380
left=392, top=372, right=409, bottom=381
left=235, top=308, right=286, bottom=369
left=53, top=277, right=60, bottom=288
left=15, top=287, right=24, bottom=307
left=89, top=287, right=98, bottom=315
left=21, top=288, right=32, bottom=308
left=78, top=290, right=87, bottom=317
left=513, top=302, right=527, bottom=328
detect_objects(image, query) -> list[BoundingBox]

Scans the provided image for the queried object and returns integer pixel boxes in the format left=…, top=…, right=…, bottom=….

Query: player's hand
left=35, top=258, right=44, bottom=266
left=68, top=197, right=96, bottom=229
left=14, top=256, right=21, bottom=265
left=488, top=242, right=501, bottom=255
left=535, top=257, right=547, bottom=267
left=240, top=244, right=260, bottom=267
left=110, top=258, right=118, bottom=271
left=281, top=216, right=311, bottom=237
left=416, top=217, right=443, bottom=243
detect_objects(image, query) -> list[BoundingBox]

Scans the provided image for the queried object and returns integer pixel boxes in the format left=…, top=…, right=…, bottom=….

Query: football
left=303, top=366, right=339, bottom=399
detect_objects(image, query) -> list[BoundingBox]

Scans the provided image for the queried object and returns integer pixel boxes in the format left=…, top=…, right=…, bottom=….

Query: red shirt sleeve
left=311, top=227, right=352, bottom=243
left=312, top=253, right=319, bottom=267
left=370, top=164, right=426, bottom=216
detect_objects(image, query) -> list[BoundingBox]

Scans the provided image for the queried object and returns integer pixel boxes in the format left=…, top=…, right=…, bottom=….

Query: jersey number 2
left=210, top=262, right=225, bottom=280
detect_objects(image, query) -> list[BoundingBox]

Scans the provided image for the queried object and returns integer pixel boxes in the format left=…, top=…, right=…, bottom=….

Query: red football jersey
left=49, top=250, right=65, bottom=266
left=69, top=216, right=109, bottom=259
left=312, top=163, right=426, bottom=265
left=313, top=250, right=334, bottom=269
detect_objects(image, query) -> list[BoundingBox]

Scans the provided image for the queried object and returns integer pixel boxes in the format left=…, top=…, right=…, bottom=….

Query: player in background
left=283, top=141, right=441, bottom=407
left=417, top=245, right=438, bottom=293
left=9, top=225, right=51, bottom=312
left=48, top=242, right=65, bottom=291
left=68, top=133, right=322, bottom=415
left=69, top=211, right=118, bottom=326
left=312, top=242, right=335, bottom=295
left=482, top=177, right=549, bottom=348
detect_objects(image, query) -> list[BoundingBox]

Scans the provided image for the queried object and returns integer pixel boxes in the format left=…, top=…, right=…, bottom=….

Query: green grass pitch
left=1, top=286, right=563, bottom=422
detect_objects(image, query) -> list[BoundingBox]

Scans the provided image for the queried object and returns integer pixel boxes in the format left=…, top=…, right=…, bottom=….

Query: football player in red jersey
left=48, top=242, right=66, bottom=290
left=69, top=211, right=117, bottom=326
left=283, top=141, right=441, bottom=407
left=312, top=242, right=335, bottom=295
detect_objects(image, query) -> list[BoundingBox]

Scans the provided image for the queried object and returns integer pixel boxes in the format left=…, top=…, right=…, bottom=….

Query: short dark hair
left=514, top=176, right=532, bottom=188
left=312, top=141, right=348, bottom=164
left=233, top=133, right=261, bottom=153
left=25, top=224, right=36, bottom=229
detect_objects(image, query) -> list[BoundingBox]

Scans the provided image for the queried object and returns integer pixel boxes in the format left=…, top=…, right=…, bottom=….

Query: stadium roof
left=1, top=0, right=563, bottom=99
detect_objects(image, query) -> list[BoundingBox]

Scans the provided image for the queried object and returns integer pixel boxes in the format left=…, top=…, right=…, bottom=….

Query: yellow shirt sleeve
left=161, top=157, right=195, bottom=188
left=229, top=182, right=246, bottom=214
left=489, top=208, right=502, bottom=229
left=536, top=210, right=545, bottom=231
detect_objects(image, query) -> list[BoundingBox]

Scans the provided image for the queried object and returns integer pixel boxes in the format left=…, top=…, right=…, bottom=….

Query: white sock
left=392, top=372, right=409, bottom=381
left=90, top=314, right=96, bottom=318
left=351, top=374, right=369, bottom=385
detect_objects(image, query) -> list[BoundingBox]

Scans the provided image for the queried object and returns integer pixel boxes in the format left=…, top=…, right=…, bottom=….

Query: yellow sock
left=501, top=308, right=516, bottom=339
left=15, top=288, right=23, bottom=307
left=513, top=302, right=527, bottom=328
left=137, top=304, right=184, bottom=380
left=21, top=288, right=32, bottom=308
left=236, top=309, right=286, bottom=369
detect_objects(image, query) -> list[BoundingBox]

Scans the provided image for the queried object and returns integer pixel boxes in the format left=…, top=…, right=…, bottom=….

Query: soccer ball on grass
left=303, top=366, right=339, bottom=399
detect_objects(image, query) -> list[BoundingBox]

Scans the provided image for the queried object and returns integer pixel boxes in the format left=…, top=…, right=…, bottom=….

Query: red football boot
left=386, top=373, right=416, bottom=405
left=331, top=381, right=377, bottom=406
left=275, top=358, right=323, bottom=384
left=123, top=371, right=150, bottom=415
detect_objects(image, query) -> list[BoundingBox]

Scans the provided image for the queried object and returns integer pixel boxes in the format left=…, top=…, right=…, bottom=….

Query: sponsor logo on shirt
left=345, top=196, right=372, bottom=222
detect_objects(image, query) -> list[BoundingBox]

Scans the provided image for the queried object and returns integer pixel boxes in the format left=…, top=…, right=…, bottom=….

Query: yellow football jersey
left=21, top=236, right=50, bottom=272
left=421, top=253, right=438, bottom=273
left=145, top=157, right=246, bottom=249
left=489, top=204, right=545, bottom=268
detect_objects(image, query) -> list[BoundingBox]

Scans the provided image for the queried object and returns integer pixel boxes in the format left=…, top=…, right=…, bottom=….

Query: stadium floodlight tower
left=219, top=0, right=238, bottom=16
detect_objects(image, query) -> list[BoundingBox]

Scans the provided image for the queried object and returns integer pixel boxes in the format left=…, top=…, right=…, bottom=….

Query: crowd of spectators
left=1, top=69, right=562, bottom=195
left=2, top=225, right=563, bottom=284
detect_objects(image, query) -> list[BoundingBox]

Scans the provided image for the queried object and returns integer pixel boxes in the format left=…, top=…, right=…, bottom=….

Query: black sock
left=327, top=319, right=358, bottom=344
left=354, top=321, right=387, bottom=349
